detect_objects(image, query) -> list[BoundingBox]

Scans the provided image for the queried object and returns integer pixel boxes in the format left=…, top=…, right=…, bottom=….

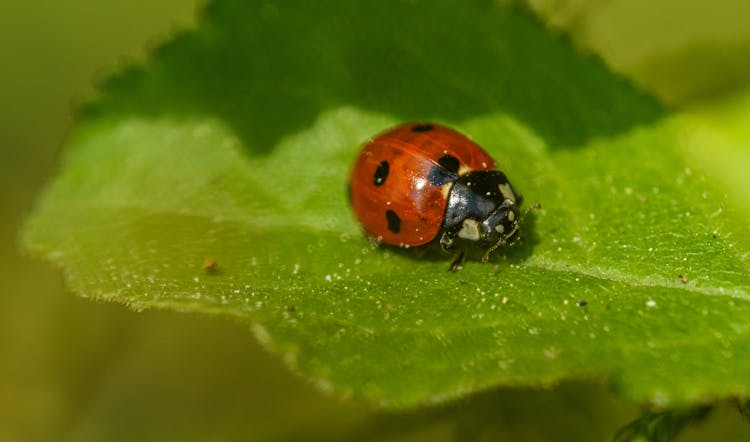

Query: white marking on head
left=458, top=219, right=481, bottom=241
left=498, top=183, right=516, bottom=203
left=458, top=164, right=473, bottom=176
left=507, top=211, right=515, bottom=222
left=495, top=224, right=505, bottom=233
left=440, top=183, right=452, bottom=199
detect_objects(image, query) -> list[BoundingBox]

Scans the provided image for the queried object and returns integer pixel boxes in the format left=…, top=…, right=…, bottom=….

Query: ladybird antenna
left=519, top=203, right=542, bottom=224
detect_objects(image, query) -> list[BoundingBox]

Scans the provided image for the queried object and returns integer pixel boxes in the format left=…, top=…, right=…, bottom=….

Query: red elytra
left=349, top=122, right=496, bottom=247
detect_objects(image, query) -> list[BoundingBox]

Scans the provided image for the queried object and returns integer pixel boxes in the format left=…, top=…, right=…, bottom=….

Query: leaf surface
left=23, top=0, right=750, bottom=407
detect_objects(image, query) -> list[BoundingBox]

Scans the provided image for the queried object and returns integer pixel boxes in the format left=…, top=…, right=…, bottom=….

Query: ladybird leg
left=439, top=231, right=454, bottom=251
left=448, top=250, right=465, bottom=272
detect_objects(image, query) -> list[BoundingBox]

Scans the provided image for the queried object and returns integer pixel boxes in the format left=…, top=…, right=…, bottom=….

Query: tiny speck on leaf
left=678, top=274, right=688, bottom=284
left=201, top=257, right=218, bottom=274
left=577, top=300, right=588, bottom=307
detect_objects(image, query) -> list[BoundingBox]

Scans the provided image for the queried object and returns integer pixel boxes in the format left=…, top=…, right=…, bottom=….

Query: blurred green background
left=2, top=0, right=749, bottom=440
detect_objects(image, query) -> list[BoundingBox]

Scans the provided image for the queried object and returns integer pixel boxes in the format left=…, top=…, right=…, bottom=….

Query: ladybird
left=349, top=122, right=536, bottom=270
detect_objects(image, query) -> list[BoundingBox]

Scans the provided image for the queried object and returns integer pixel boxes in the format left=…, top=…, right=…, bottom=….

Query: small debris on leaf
left=202, top=257, right=218, bottom=274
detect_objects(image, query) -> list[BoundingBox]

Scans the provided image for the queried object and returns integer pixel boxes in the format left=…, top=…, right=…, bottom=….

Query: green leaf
left=525, top=0, right=750, bottom=105
left=22, top=0, right=750, bottom=408
left=613, top=405, right=714, bottom=442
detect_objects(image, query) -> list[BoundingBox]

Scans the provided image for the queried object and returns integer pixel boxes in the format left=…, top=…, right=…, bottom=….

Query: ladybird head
left=479, top=199, right=521, bottom=247
left=480, top=201, right=540, bottom=262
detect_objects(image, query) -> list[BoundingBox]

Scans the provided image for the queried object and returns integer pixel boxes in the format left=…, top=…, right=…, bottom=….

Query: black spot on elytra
left=386, top=210, right=401, bottom=234
left=437, top=155, right=459, bottom=174
left=374, top=160, right=389, bottom=186
left=428, top=154, right=460, bottom=186
left=411, top=123, right=434, bottom=132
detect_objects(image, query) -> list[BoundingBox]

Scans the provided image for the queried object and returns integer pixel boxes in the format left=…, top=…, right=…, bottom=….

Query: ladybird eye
left=373, top=161, right=389, bottom=186
left=411, top=123, right=434, bottom=133
left=386, top=210, right=401, bottom=234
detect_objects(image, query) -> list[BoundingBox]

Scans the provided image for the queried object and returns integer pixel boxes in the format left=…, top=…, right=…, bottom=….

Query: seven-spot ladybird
left=349, top=122, right=536, bottom=270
